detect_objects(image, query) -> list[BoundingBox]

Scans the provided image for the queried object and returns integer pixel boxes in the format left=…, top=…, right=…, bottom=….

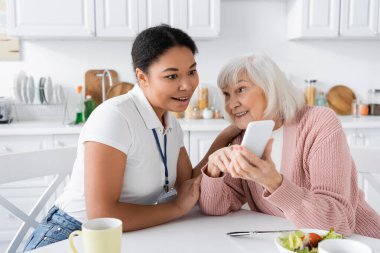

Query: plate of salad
left=275, top=228, right=344, bottom=253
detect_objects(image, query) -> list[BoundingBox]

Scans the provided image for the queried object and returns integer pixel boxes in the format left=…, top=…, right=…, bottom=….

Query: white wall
left=1, top=0, right=379, bottom=119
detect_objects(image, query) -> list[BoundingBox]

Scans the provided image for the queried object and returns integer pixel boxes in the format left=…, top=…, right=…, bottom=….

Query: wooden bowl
left=326, top=85, right=356, bottom=115
left=106, top=82, right=134, bottom=100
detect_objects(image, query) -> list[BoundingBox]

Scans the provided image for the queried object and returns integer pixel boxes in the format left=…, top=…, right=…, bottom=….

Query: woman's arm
left=84, top=142, right=200, bottom=232
left=265, top=129, right=357, bottom=236
left=199, top=170, right=246, bottom=216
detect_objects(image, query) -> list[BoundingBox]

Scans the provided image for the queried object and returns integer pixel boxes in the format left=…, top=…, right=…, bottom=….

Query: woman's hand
left=174, top=176, right=201, bottom=215
left=228, top=139, right=283, bottom=193
left=206, top=146, right=236, bottom=178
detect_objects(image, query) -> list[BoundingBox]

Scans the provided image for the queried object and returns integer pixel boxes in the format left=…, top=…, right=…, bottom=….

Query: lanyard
left=152, top=129, right=169, bottom=193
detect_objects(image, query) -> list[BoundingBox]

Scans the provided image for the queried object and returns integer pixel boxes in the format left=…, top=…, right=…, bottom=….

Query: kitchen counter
left=338, top=116, right=380, bottom=128
left=1, top=116, right=380, bottom=135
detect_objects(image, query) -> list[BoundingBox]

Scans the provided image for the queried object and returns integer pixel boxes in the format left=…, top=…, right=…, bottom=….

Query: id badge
left=157, top=188, right=177, bottom=204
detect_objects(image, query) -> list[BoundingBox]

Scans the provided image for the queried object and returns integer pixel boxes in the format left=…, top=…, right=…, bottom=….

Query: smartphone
left=241, top=120, right=275, bottom=158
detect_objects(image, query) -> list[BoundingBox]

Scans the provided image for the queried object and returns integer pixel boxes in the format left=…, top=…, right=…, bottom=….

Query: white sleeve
left=81, top=104, right=132, bottom=155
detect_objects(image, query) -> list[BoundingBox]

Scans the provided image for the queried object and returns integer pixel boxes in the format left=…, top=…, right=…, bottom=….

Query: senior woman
left=199, top=54, right=380, bottom=238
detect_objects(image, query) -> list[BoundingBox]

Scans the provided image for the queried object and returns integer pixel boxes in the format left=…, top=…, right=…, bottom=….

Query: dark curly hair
left=131, top=24, right=198, bottom=74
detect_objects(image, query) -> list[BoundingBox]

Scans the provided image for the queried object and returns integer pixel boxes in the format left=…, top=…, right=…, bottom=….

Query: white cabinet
left=95, top=0, right=139, bottom=38
left=340, top=0, right=379, bottom=37
left=286, top=0, right=380, bottom=39
left=177, top=0, right=220, bottom=38
left=287, top=0, right=340, bottom=39
left=6, top=0, right=95, bottom=37
left=139, top=0, right=220, bottom=38
left=53, top=134, right=79, bottom=148
left=344, top=128, right=380, bottom=147
left=189, top=131, right=219, bottom=166
left=6, top=0, right=220, bottom=38
left=0, top=135, right=52, bottom=154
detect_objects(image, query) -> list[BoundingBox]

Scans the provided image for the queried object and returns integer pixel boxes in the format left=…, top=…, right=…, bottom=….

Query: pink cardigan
left=199, top=106, right=380, bottom=238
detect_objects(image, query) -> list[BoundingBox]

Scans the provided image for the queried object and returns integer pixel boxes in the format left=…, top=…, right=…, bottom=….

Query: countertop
left=1, top=116, right=380, bottom=135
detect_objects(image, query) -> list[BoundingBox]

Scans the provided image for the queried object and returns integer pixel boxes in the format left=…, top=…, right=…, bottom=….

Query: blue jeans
left=23, top=206, right=82, bottom=252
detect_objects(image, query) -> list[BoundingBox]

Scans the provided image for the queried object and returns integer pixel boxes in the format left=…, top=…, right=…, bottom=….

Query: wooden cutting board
left=85, top=69, right=119, bottom=106
left=326, top=85, right=356, bottom=115
left=106, top=82, right=134, bottom=100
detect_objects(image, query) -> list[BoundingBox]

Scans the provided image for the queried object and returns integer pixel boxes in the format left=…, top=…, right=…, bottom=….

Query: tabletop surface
left=29, top=208, right=380, bottom=253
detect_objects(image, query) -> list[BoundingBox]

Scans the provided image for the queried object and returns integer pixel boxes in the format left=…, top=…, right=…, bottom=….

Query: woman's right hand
left=206, top=146, right=234, bottom=178
left=174, top=176, right=201, bottom=215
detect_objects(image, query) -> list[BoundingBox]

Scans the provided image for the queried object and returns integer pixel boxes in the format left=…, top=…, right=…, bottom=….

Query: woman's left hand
left=227, top=139, right=283, bottom=193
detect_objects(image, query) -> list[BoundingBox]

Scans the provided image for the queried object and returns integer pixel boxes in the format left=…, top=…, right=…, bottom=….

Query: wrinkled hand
left=174, top=176, right=201, bottom=215
left=206, top=146, right=236, bottom=178
left=228, top=139, right=283, bottom=193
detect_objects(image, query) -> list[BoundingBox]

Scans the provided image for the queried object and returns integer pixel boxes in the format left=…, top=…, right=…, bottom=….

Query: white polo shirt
left=55, top=85, right=184, bottom=222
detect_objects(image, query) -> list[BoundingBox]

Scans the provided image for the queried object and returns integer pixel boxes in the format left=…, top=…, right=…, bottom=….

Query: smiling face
left=222, top=71, right=267, bottom=130
left=136, top=46, right=199, bottom=118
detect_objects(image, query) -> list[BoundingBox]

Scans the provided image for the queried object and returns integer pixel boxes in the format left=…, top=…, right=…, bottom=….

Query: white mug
left=69, top=218, right=122, bottom=253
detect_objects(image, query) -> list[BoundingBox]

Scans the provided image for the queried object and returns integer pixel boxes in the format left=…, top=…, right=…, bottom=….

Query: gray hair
left=217, top=54, right=305, bottom=122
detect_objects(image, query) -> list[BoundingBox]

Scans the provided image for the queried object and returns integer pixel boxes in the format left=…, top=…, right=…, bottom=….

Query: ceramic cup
left=69, top=218, right=122, bottom=253
left=319, top=239, right=372, bottom=253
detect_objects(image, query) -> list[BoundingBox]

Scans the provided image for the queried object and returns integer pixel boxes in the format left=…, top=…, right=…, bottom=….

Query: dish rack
left=11, top=89, right=70, bottom=124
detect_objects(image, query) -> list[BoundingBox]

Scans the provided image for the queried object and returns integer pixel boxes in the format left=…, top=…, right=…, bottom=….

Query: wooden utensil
left=106, top=82, right=134, bottom=100
left=85, top=69, right=119, bottom=106
left=326, top=85, right=356, bottom=115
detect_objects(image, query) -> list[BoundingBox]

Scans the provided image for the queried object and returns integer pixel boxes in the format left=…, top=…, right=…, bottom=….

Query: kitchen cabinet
left=286, top=0, right=380, bottom=39
left=0, top=135, right=52, bottom=154
left=340, top=0, right=379, bottom=37
left=189, top=131, right=219, bottom=166
left=6, top=0, right=220, bottom=39
left=6, top=0, right=96, bottom=37
left=53, top=134, right=80, bottom=148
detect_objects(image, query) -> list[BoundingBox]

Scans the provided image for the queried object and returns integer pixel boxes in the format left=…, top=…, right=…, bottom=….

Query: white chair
left=350, top=146, right=380, bottom=213
left=0, top=147, right=76, bottom=253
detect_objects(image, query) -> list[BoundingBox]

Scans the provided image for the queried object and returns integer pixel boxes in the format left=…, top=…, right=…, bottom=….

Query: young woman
left=199, top=54, right=380, bottom=239
left=24, top=25, right=239, bottom=251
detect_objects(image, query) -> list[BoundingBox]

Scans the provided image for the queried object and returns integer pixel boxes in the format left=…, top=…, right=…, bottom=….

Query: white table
left=29, top=208, right=380, bottom=253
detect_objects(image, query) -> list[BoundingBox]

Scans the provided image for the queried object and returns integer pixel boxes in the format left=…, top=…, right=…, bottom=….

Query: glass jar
left=198, top=86, right=208, bottom=110
left=315, top=91, right=327, bottom=107
left=351, top=99, right=360, bottom=118
left=368, top=89, right=380, bottom=115
left=305, top=79, right=317, bottom=106
left=191, top=106, right=202, bottom=119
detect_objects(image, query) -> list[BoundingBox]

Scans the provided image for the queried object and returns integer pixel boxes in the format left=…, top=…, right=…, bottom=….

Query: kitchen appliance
left=368, top=89, right=380, bottom=115
left=0, top=97, right=12, bottom=124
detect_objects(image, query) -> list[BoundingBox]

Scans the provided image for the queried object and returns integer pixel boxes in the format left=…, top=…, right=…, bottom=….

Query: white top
left=55, top=85, right=184, bottom=222
left=270, top=126, right=283, bottom=172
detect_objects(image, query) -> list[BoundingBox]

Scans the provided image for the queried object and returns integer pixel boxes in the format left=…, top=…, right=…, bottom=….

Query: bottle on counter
left=305, top=79, right=317, bottom=106
left=84, top=95, right=96, bottom=121
left=198, top=85, right=208, bottom=111
left=75, top=85, right=84, bottom=124
left=352, top=99, right=360, bottom=118
left=315, top=91, right=327, bottom=107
